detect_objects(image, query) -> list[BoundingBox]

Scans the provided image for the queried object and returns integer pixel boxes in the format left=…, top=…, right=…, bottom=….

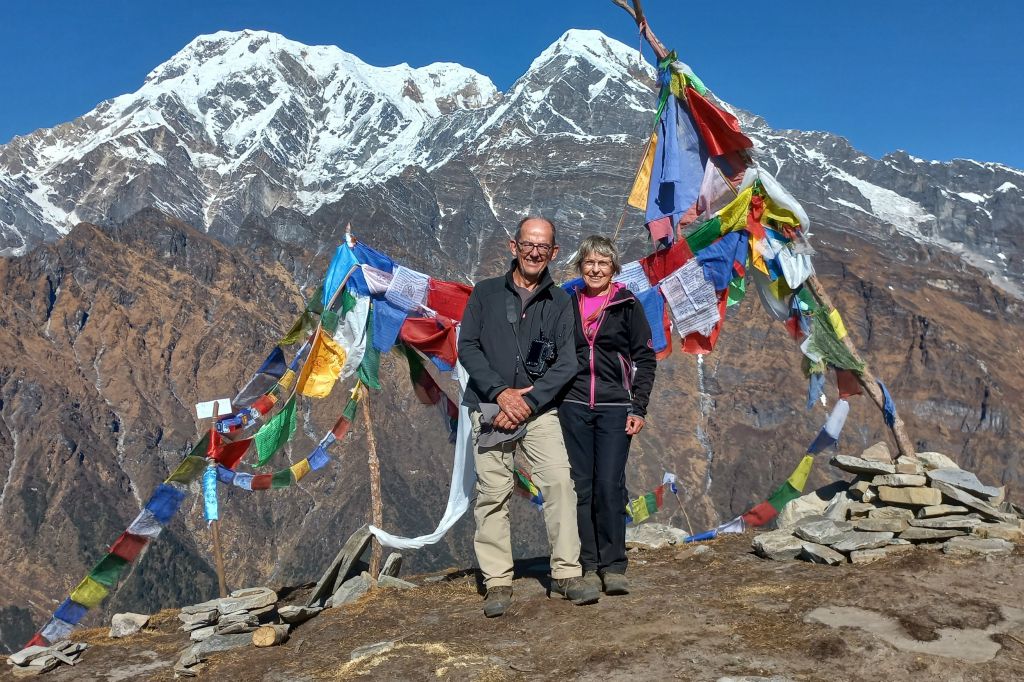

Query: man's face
left=510, top=219, right=559, bottom=279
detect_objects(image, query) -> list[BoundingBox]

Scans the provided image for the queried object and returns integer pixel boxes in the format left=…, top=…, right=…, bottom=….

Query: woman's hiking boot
left=601, top=572, right=629, bottom=595
left=550, top=576, right=600, bottom=605
left=582, top=571, right=602, bottom=593
left=483, top=586, right=512, bottom=618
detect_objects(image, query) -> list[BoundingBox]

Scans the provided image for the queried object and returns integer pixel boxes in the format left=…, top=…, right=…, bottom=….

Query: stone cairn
left=6, top=641, right=88, bottom=677
left=752, top=443, right=1023, bottom=565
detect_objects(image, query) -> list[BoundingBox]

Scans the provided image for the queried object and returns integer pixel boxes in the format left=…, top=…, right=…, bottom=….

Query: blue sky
left=2, top=1, right=1022, bottom=167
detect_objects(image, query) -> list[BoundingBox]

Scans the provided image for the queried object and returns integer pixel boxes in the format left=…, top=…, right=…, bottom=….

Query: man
left=458, top=216, right=600, bottom=617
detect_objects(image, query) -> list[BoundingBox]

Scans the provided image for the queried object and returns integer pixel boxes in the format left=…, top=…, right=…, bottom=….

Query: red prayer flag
left=740, top=501, right=778, bottom=527
left=784, top=315, right=804, bottom=342
left=206, top=429, right=221, bottom=458
left=685, top=86, right=753, bottom=157
left=746, top=194, right=767, bottom=240
left=399, top=317, right=458, bottom=368
left=109, top=532, right=148, bottom=562
left=640, top=239, right=694, bottom=286
left=426, top=279, right=473, bottom=322
left=836, top=369, right=863, bottom=399
left=655, top=302, right=673, bottom=360
left=251, top=394, right=276, bottom=416
left=647, top=215, right=673, bottom=244
left=214, top=438, right=252, bottom=470
left=251, top=474, right=273, bottom=490
left=25, top=633, right=47, bottom=648
left=331, top=415, right=353, bottom=440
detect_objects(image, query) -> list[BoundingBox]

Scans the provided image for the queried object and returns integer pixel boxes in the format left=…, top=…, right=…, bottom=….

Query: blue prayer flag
left=145, top=484, right=188, bottom=525
left=308, top=446, right=330, bottom=471
left=54, top=598, right=89, bottom=625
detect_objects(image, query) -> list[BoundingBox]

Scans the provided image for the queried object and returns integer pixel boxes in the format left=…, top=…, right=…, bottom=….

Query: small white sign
left=196, top=398, right=233, bottom=420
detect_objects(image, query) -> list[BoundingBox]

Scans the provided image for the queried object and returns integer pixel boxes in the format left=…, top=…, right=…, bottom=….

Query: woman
left=560, top=235, right=656, bottom=595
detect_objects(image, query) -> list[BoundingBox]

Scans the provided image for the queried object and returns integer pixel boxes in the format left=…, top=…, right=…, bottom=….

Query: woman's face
left=580, top=250, right=614, bottom=293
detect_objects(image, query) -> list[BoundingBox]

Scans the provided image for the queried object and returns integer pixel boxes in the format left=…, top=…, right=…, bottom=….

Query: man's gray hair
left=515, top=216, right=557, bottom=245
left=570, top=235, right=622, bottom=275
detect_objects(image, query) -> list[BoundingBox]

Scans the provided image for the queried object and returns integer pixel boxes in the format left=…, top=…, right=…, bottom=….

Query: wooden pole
left=612, top=0, right=916, bottom=458
left=360, top=391, right=384, bottom=578
left=209, top=510, right=228, bottom=598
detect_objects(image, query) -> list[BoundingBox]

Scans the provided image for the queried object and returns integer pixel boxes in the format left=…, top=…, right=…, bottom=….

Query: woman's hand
left=625, top=415, right=645, bottom=435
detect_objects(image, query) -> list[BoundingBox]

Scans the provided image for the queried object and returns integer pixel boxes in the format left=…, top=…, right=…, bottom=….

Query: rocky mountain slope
left=0, top=29, right=1022, bottom=652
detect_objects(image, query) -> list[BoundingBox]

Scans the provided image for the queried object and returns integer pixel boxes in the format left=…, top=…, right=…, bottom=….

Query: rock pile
left=753, top=443, right=1022, bottom=564
left=6, top=641, right=89, bottom=677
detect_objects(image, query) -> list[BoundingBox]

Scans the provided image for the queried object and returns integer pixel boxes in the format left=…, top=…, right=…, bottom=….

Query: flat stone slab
left=830, top=531, right=894, bottom=553
left=868, top=507, right=915, bottom=521
left=860, top=441, right=892, bottom=463
left=871, top=474, right=927, bottom=487
left=972, top=522, right=1024, bottom=542
left=943, top=536, right=1014, bottom=556
left=190, top=632, right=254, bottom=658
left=917, top=504, right=969, bottom=518
left=899, top=527, right=966, bottom=542
left=377, top=575, right=418, bottom=590
left=846, top=502, right=879, bottom=518
left=853, top=517, right=908, bottom=533
left=179, top=609, right=218, bottom=627
left=930, top=480, right=1008, bottom=521
left=752, top=530, right=804, bottom=561
left=908, top=515, right=982, bottom=530
left=180, top=598, right=221, bottom=616
left=109, top=612, right=150, bottom=638
left=830, top=455, right=895, bottom=476
left=800, top=542, right=847, bottom=565
left=189, top=625, right=216, bottom=642
left=877, top=485, right=942, bottom=507
left=927, top=468, right=1001, bottom=500
left=8, top=646, right=51, bottom=666
left=278, top=605, right=323, bottom=625
left=381, top=552, right=403, bottom=578
left=625, top=522, right=689, bottom=548
left=793, top=518, right=853, bottom=545
left=849, top=544, right=916, bottom=564
left=218, top=587, right=277, bottom=614
left=308, top=524, right=373, bottom=608
left=916, top=451, right=959, bottom=470
left=328, top=572, right=372, bottom=607
left=776, top=491, right=831, bottom=530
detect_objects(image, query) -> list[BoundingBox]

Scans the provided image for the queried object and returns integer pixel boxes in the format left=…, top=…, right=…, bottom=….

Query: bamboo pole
left=360, top=392, right=384, bottom=578
left=209, top=511, right=228, bottom=598
left=612, top=0, right=916, bottom=458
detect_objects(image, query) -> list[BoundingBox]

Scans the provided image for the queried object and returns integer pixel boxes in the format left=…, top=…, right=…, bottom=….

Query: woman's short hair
left=570, top=235, right=622, bottom=275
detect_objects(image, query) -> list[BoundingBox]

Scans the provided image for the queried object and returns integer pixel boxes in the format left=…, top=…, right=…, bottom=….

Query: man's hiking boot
left=601, top=572, right=629, bottom=595
left=582, top=571, right=602, bottom=593
left=550, top=576, right=600, bottom=605
left=483, top=586, right=512, bottom=618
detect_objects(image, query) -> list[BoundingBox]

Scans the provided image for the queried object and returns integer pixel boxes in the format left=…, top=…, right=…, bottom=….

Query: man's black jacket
left=458, top=263, right=576, bottom=415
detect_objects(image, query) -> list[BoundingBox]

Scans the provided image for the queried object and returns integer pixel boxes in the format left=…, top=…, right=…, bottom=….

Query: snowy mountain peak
left=529, top=29, right=652, bottom=79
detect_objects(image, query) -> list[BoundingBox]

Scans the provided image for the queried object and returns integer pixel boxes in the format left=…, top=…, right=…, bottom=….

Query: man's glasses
left=515, top=241, right=553, bottom=255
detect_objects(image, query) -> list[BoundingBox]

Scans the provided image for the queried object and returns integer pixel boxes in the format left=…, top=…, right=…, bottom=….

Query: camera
left=524, top=332, right=557, bottom=378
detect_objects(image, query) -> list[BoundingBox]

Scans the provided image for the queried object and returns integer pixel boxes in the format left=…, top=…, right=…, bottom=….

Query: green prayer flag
left=684, top=216, right=724, bottom=254
left=796, top=286, right=818, bottom=312
left=357, top=307, right=382, bottom=390
left=254, top=396, right=297, bottom=466
left=280, top=311, right=314, bottom=346
left=807, top=309, right=864, bottom=372
left=306, top=284, right=325, bottom=315
left=644, top=492, right=658, bottom=515
left=271, top=469, right=294, bottom=489
left=167, top=456, right=208, bottom=484
left=340, top=288, right=358, bottom=316
left=187, top=432, right=211, bottom=459
left=321, top=310, right=340, bottom=335
left=341, top=397, right=359, bottom=423
left=727, top=275, right=746, bottom=307
left=89, top=553, right=129, bottom=588
left=766, top=481, right=802, bottom=513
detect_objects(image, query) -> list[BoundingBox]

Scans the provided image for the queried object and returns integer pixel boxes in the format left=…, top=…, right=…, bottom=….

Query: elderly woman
left=561, top=235, right=656, bottom=595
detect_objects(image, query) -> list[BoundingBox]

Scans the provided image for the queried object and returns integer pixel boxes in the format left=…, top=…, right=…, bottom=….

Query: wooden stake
left=612, top=0, right=917, bottom=458
left=210, top=515, right=228, bottom=598
left=360, top=392, right=384, bottom=578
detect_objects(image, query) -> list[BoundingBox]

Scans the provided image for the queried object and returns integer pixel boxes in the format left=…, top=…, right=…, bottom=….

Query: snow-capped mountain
left=2, top=28, right=1021, bottom=296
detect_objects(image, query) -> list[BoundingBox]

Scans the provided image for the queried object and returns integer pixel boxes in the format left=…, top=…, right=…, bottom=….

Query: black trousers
left=558, top=402, right=632, bottom=575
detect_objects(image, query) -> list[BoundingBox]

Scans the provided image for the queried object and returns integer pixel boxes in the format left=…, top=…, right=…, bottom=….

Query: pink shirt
left=580, top=283, right=622, bottom=338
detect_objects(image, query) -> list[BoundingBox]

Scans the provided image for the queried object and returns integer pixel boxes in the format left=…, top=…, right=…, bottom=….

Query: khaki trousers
left=472, top=409, right=583, bottom=588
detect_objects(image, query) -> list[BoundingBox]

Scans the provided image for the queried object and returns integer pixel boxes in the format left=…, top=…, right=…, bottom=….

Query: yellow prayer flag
left=762, top=197, right=800, bottom=228
left=297, top=329, right=347, bottom=398
left=750, top=237, right=769, bottom=277
left=70, top=576, right=109, bottom=608
left=630, top=497, right=650, bottom=524
left=290, top=458, right=311, bottom=482
left=718, top=187, right=754, bottom=234
left=828, top=309, right=848, bottom=339
left=278, top=369, right=296, bottom=391
left=166, top=456, right=207, bottom=485
left=786, top=455, right=815, bottom=492
left=767, top=274, right=793, bottom=301
left=627, top=132, right=658, bottom=210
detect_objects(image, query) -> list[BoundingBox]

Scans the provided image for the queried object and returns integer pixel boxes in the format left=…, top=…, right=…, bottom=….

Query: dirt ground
left=7, top=534, right=1024, bottom=681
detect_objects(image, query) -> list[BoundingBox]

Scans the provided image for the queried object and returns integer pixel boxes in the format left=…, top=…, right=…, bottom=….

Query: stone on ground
left=625, top=523, right=689, bottom=549
left=278, top=605, right=323, bottom=625
left=860, top=442, right=892, bottom=463
left=868, top=507, right=915, bottom=521
left=926, top=468, right=1002, bottom=500
left=908, top=515, right=982, bottom=530
left=793, top=518, right=853, bottom=545
left=381, top=552, right=403, bottom=578
left=895, top=457, right=924, bottom=475
left=943, top=536, right=1014, bottom=556
left=899, top=527, right=966, bottom=542
left=929, top=480, right=1008, bottom=521
left=799, top=542, right=847, bottom=565
left=917, top=504, right=969, bottom=518
left=871, top=474, right=927, bottom=487
left=853, top=517, right=909, bottom=533
left=752, top=530, right=805, bottom=561
left=218, top=587, right=277, bottom=615
left=377, top=575, right=418, bottom=590
left=830, top=531, right=894, bottom=553
left=972, top=522, right=1024, bottom=542
left=328, top=572, right=372, bottom=607
left=109, top=612, right=150, bottom=638
left=849, top=545, right=915, bottom=564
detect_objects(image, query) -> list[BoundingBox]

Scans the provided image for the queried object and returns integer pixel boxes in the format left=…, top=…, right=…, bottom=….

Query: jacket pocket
left=617, top=353, right=633, bottom=397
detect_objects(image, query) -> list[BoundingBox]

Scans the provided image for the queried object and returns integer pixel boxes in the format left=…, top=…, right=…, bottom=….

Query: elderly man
left=458, top=216, right=599, bottom=617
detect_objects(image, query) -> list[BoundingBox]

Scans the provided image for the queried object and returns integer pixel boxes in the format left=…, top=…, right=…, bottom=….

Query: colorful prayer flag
left=297, top=329, right=347, bottom=398
left=53, top=599, right=88, bottom=626
left=290, top=458, right=311, bottom=482
left=145, top=484, right=188, bottom=524
left=69, top=576, right=108, bottom=609
left=254, top=396, right=297, bottom=466
left=109, top=532, right=148, bottom=562
left=88, top=553, right=129, bottom=587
